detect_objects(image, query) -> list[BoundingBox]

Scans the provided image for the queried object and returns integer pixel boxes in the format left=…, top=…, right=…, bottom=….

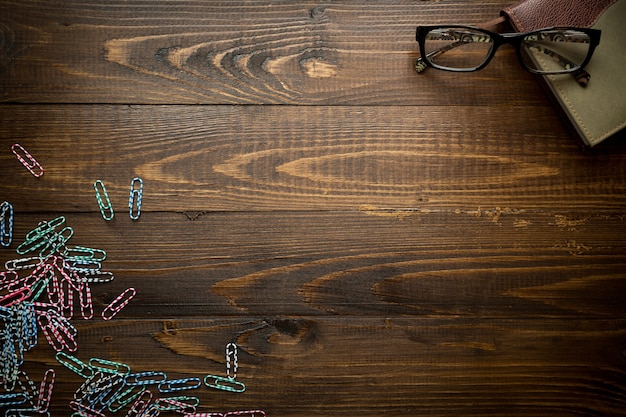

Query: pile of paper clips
left=0, top=215, right=136, bottom=415
left=54, top=343, right=264, bottom=417
left=3, top=146, right=268, bottom=415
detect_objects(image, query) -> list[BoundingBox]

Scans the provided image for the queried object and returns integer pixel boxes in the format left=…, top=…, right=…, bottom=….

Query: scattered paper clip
left=11, top=143, right=44, bottom=177
left=101, top=287, right=136, bottom=321
left=1, top=201, right=13, bottom=247
left=129, top=177, right=143, bottom=220
left=94, top=180, right=114, bottom=221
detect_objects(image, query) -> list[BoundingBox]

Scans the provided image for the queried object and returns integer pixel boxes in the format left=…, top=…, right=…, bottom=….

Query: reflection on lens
left=521, top=29, right=591, bottom=74
left=424, top=27, right=493, bottom=70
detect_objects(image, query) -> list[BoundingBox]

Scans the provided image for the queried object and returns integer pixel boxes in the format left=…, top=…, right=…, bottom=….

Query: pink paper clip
left=69, top=400, right=107, bottom=417
left=0, top=286, right=32, bottom=307
left=102, top=287, right=136, bottom=321
left=12, top=143, right=44, bottom=177
left=36, top=369, right=55, bottom=412
left=126, top=389, right=152, bottom=416
left=224, top=411, right=266, bottom=417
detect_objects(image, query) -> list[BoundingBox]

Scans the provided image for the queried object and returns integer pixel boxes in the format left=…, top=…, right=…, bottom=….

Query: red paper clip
left=12, top=143, right=44, bottom=177
left=102, top=287, right=136, bottom=321
left=0, top=286, right=32, bottom=307
left=36, top=369, right=55, bottom=412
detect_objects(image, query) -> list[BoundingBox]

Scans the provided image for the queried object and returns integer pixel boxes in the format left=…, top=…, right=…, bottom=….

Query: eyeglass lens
left=423, top=27, right=592, bottom=73
left=423, top=28, right=493, bottom=71
left=520, top=29, right=592, bottom=73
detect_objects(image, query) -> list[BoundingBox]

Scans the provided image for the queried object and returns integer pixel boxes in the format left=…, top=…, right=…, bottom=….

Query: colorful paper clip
left=36, top=369, right=56, bottom=413
left=129, top=177, right=143, bottom=220
left=203, top=374, right=246, bottom=393
left=11, top=143, right=44, bottom=177
left=88, top=357, right=131, bottom=376
left=55, top=352, right=94, bottom=379
left=158, top=377, right=202, bottom=393
left=101, top=287, right=136, bottom=321
left=203, top=342, right=246, bottom=392
left=94, top=180, right=114, bottom=221
left=1, top=201, right=13, bottom=247
left=226, top=342, right=238, bottom=380
left=124, top=371, right=167, bottom=386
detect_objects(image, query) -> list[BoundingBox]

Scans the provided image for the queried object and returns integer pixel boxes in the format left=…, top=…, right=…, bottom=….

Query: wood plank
left=2, top=105, right=626, bottom=213
left=0, top=0, right=547, bottom=105
left=1, top=212, right=624, bottom=318
left=20, top=316, right=626, bottom=416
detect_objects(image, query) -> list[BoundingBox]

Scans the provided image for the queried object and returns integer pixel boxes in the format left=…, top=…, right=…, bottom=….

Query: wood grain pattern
left=0, top=0, right=545, bottom=105
left=2, top=105, right=626, bottom=213
left=1, top=1, right=626, bottom=416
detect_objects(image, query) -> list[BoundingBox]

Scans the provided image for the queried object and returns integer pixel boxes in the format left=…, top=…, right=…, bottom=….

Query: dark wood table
left=1, top=1, right=625, bottom=416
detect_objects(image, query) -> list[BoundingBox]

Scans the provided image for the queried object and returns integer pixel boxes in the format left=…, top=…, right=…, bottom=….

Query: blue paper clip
left=129, top=177, right=143, bottom=220
left=158, top=377, right=202, bottom=393
left=124, top=371, right=167, bottom=386
left=94, top=180, right=114, bottom=220
left=1, top=201, right=13, bottom=247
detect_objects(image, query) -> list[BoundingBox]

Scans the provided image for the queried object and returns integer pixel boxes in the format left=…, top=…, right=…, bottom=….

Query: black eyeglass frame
left=415, top=25, right=601, bottom=74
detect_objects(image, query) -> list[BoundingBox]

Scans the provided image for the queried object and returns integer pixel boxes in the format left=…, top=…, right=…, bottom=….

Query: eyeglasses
left=415, top=25, right=601, bottom=77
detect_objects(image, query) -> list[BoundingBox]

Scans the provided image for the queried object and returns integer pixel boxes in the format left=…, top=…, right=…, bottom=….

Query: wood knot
left=310, top=7, right=325, bottom=19
left=267, top=318, right=318, bottom=345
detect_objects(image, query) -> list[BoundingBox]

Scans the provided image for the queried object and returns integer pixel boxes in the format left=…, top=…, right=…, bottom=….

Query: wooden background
left=1, top=1, right=626, bottom=416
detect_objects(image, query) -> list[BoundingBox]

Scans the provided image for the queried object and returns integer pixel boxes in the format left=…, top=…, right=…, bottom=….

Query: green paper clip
left=203, top=375, right=246, bottom=393
left=89, top=357, right=131, bottom=375
left=94, top=180, right=114, bottom=220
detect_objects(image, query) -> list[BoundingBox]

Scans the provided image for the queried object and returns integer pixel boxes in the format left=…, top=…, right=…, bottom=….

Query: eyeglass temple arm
left=415, top=42, right=461, bottom=73
left=522, top=41, right=591, bottom=86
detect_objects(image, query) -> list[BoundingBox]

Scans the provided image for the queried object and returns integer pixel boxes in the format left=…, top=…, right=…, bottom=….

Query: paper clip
left=101, top=287, right=136, bottom=321
left=129, top=177, right=143, bottom=220
left=12, top=143, right=44, bottom=177
left=1, top=201, right=13, bottom=247
left=125, top=389, right=152, bottom=417
left=187, top=413, right=224, bottom=417
left=0, top=287, right=32, bottom=307
left=94, top=180, right=114, bottom=220
left=158, top=377, right=202, bottom=393
left=124, top=371, right=167, bottom=386
left=156, top=396, right=199, bottom=413
left=5, top=256, right=41, bottom=271
left=36, top=369, right=55, bottom=413
left=224, top=411, right=266, bottom=417
left=24, top=216, right=65, bottom=243
left=107, top=385, right=145, bottom=413
left=88, top=358, right=131, bottom=376
left=55, top=352, right=94, bottom=379
left=69, top=400, right=107, bottom=417
left=63, top=245, right=107, bottom=262
left=226, top=342, right=238, bottom=380
left=203, top=374, right=246, bottom=393
left=0, top=392, right=29, bottom=407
